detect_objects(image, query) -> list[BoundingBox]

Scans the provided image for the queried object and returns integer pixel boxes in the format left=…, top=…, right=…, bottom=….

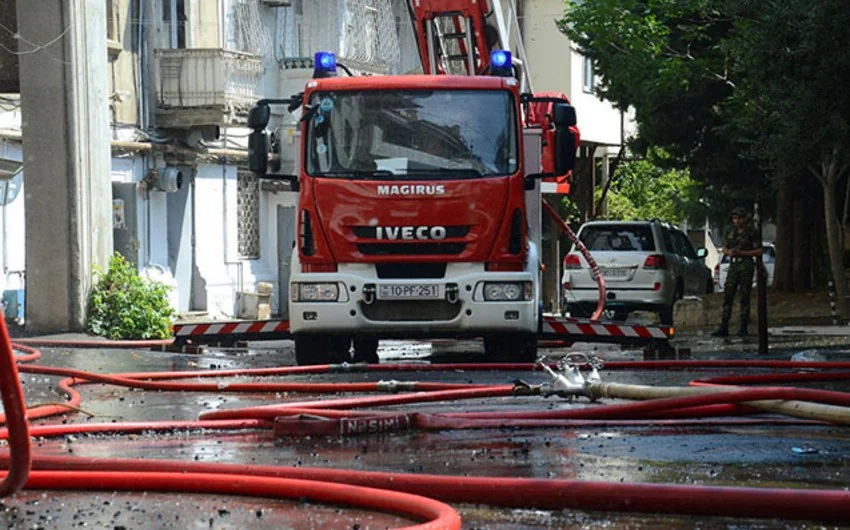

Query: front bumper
left=289, top=263, right=538, bottom=335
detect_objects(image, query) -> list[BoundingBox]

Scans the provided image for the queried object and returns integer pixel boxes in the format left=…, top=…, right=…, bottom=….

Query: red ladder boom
left=410, top=0, right=496, bottom=75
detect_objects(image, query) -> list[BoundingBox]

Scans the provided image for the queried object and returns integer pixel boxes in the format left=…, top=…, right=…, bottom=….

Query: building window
left=106, top=0, right=121, bottom=54
left=582, top=55, right=596, bottom=93
left=237, top=171, right=261, bottom=259
left=162, top=0, right=188, bottom=48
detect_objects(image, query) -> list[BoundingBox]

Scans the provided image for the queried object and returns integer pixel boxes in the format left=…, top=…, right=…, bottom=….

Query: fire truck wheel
left=352, top=337, right=380, bottom=364
left=328, top=335, right=353, bottom=363
left=483, top=333, right=538, bottom=363
left=294, top=334, right=352, bottom=365
left=515, top=333, right=539, bottom=363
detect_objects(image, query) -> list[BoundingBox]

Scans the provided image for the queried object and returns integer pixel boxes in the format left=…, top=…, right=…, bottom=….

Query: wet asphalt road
left=3, top=336, right=850, bottom=529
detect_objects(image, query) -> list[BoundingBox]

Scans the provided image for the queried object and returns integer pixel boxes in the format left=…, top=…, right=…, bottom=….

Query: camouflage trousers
left=721, top=262, right=755, bottom=328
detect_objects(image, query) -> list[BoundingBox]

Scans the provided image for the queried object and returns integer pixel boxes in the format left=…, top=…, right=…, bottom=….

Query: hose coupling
left=328, top=362, right=369, bottom=373
left=376, top=380, right=418, bottom=393
left=534, top=354, right=602, bottom=399
left=511, top=379, right=542, bottom=396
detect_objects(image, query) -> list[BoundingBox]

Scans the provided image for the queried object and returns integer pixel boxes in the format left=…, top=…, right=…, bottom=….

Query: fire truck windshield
left=305, top=89, right=518, bottom=179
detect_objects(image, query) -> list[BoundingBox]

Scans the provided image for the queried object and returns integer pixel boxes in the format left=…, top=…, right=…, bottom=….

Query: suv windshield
left=305, top=90, right=518, bottom=179
left=579, top=225, right=656, bottom=251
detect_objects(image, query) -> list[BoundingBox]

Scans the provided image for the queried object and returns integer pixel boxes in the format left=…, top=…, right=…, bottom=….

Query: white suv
left=714, top=242, right=775, bottom=291
left=561, top=220, right=713, bottom=324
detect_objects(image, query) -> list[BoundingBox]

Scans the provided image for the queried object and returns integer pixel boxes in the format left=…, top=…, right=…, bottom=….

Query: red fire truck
left=245, top=1, right=579, bottom=366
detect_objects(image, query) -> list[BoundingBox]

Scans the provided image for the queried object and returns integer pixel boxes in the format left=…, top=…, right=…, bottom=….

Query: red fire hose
left=541, top=198, right=606, bottom=320
left=4, top=320, right=850, bottom=524
left=0, top=314, right=29, bottom=497
left=12, top=455, right=850, bottom=523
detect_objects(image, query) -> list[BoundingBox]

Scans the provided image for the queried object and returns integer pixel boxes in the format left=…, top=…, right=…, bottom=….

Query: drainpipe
left=221, top=128, right=244, bottom=299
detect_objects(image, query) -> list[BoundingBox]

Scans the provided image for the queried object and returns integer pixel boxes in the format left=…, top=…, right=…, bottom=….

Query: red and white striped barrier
left=540, top=316, right=672, bottom=342
left=171, top=317, right=670, bottom=346
left=173, top=320, right=289, bottom=342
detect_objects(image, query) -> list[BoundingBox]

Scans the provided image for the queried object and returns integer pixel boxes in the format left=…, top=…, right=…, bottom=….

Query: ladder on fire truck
left=409, top=0, right=533, bottom=93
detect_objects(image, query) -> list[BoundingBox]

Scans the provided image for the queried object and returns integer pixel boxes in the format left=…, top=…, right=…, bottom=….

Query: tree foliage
left=560, top=0, right=850, bottom=309
left=598, top=151, right=704, bottom=225
left=558, top=0, right=760, bottom=188
left=86, top=253, right=175, bottom=340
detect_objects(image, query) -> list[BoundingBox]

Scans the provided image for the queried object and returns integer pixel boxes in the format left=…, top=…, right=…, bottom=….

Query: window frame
left=106, top=0, right=122, bottom=55
left=582, top=55, right=596, bottom=94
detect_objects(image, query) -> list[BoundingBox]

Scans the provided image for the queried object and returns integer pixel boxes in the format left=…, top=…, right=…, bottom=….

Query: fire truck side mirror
left=248, top=104, right=271, bottom=129
left=248, top=130, right=269, bottom=174
left=554, top=129, right=577, bottom=175
left=553, top=103, right=577, bottom=127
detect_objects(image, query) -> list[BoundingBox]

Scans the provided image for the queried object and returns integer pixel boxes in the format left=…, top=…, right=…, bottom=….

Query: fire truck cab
left=247, top=8, right=578, bottom=366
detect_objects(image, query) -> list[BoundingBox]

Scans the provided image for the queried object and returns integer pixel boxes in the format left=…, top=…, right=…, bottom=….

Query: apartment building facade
left=2, top=0, right=629, bottom=323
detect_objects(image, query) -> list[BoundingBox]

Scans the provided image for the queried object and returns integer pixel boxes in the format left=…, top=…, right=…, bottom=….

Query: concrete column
left=18, top=0, right=112, bottom=332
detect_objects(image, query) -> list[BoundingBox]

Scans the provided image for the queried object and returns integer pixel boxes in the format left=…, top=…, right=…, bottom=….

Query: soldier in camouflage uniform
left=712, top=207, right=763, bottom=337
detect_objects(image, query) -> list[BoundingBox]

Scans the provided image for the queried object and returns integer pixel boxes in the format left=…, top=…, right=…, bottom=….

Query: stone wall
left=674, top=290, right=835, bottom=331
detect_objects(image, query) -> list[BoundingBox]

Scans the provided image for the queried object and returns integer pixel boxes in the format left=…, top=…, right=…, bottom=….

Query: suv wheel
left=294, top=334, right=352, bottom=366
left=352, top=336, right=380, bottom=364
left=659, top=283, right=683, bottom=326
left=484, top=333, right=538, bottom=363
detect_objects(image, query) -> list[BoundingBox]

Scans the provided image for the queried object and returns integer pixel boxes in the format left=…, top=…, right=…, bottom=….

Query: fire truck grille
left=376, top=263, right=447, bottom=279
left=360, top=300, right=461, bottom=322
left=357, top=243, right=466, bottom=255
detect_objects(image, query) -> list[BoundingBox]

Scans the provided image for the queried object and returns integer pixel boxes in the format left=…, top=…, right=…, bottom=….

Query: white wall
left=191, top=160, right=298, bottom=317
left=0, top=139, right=25, bottom=320
left=521, top=0, right=629, bottom=146
left=568, top=51, right=627, bottom=146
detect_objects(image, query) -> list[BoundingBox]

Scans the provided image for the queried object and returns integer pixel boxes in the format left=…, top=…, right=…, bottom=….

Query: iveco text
left=375, top=226, right=447, bottom=240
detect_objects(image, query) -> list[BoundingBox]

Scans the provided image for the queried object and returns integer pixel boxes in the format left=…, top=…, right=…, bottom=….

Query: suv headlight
left=291, top=282, right=339, bottom=302
left=483, top=282, right=530, bottom=301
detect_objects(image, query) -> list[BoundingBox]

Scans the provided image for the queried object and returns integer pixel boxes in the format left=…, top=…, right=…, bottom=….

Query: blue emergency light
left=490, top=50, right=512, bottom=77
left=313, top=51, right=337, bottom=78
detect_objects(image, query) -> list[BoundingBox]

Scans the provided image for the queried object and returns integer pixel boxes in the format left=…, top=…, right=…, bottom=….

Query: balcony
left=154, top=48, right=263, bottom=128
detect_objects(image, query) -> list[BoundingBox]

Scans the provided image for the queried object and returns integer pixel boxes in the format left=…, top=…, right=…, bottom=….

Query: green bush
left=86, top=253, right=175, bottom=339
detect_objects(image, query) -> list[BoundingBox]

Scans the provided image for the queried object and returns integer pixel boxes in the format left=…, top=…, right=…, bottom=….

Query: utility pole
left=18, top=0, right=113, bottom=332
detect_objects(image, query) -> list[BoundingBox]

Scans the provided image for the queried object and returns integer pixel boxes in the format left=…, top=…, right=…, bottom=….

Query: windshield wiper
left=319, top=170, right=396, bottom=180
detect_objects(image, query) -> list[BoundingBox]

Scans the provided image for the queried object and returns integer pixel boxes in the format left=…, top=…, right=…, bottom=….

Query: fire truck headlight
left=293, top=282, right=339, bottom=302
left=483, top=282, right=527, bottom=301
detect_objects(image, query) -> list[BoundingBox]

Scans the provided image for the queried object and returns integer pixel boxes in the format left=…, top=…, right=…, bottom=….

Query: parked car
left=561, top=220, right=713, bottom=324
left=714, top=242, right=775, bottom=291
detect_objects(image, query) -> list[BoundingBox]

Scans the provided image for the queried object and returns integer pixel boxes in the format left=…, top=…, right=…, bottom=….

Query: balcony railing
left=154, top=48, right=263, bottom=127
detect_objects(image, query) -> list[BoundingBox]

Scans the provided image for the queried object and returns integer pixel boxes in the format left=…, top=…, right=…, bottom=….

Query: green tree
left=596, top=150, right=705, bottom=225
left=558, top=0, right=842, bottom=301
left=558, top=0, right=757, bottom=187
left=727, top=0, right=850, bottom=316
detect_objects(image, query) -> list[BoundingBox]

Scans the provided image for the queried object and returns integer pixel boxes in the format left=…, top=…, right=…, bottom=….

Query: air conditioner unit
left=0, top=158, right=22, bottom=181
left=155, top=167, right=183, bottom=193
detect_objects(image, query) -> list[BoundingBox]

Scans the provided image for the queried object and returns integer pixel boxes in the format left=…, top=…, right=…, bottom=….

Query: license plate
left=601, top=267, right=631, bottom=278
left=377, top=284, right=442, bottom=300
